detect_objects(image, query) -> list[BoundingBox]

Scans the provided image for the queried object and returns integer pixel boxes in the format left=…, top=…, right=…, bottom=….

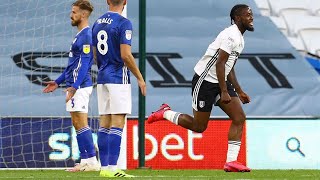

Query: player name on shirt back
left=97, top=17, right=113, bottom=25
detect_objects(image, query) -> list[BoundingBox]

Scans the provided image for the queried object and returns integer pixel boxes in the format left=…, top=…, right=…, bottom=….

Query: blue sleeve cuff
left=71, top=84, right=80, bottom=89
left=55, top=72, right=65, bottom=85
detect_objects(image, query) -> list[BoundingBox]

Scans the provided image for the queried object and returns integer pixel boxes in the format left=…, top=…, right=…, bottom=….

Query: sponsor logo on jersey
left=83, top=45, right=90, bottom=54
left=125, top=30, right=132, bottom=40
left=228, top=37, right=234, bottom=42
left=226, top=37, right=234, bottom=50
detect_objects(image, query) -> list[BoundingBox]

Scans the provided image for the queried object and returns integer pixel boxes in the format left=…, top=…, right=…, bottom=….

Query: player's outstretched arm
left=42, top=81, right=58, bottom=93
left=120, top=44, right=146, bottom=96
left=42, top=70, right=66, bottom=93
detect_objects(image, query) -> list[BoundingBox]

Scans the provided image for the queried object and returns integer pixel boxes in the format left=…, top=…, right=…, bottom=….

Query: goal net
left=0, top=0, right=128, bottom=169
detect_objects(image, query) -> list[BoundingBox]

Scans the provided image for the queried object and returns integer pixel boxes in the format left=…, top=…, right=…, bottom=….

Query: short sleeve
left=120, top=20, right=133, bottom=45
left=219, top=30, right=235, bottom=54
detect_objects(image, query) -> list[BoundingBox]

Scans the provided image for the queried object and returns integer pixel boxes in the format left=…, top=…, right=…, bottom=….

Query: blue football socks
left=108, top=127, right=123, bottom=165
left=76, top=126, right=96, bottom=159
left=98, top=127, right=110, bottom=167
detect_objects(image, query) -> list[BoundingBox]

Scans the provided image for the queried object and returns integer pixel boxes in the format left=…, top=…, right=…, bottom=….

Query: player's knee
left=232, top=113, right=246, bottom=126
left=194, top=124, right=208, bottom=133
left=192, top=116, right=209, bottom=133
left=72, top=121, right=82, bottom=130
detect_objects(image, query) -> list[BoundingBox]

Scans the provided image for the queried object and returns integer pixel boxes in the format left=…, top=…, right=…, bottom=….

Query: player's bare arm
left=227, top=68, right=242, bottom=93
left=120, top=44, right=146, bottom=96
left=227, top=68, right=250, bottom=104
left=92, top=46, right=97, bottom=64
left=216, top=49, right=231, bottom=104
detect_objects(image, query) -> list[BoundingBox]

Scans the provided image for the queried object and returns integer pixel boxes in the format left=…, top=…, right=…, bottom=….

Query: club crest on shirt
left=83, top=44, right=90, bottom=54
left=199, top=101, right=205, bottom=108
left=125, top=30, right=132, bottom=40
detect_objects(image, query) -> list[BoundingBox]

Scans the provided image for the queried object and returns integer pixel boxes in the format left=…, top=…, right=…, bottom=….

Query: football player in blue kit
left=92, top=0, right=146, bottom=178
left=43, top=0, right=99, bottom=172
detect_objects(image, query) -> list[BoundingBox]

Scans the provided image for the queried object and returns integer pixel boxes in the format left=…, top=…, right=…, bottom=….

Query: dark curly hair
left=230, top=4, right=249, bottom=25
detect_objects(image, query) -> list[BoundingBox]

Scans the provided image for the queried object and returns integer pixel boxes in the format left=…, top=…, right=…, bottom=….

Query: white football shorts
left=97, top=84, right=132, bottom=115
left=66, top=86, right=93, bottom=113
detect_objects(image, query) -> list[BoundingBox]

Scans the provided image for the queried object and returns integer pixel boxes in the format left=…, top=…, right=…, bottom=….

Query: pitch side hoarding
left=0, top=118, right=246, bottom=169
left=247, top=119, right=320, bottom=169
left=0, top=117, right=127, bottom=169
left=127, top=119, right=247, bottom=169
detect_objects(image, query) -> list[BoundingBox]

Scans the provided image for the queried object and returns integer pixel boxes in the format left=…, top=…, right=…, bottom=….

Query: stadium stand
left=254, top=0, right=270, bottom=16
left=268, top=0, right=310, bottom=16
left=254, top=0, right=320, bottom=56
left=299, top=29, right=320, bottom=56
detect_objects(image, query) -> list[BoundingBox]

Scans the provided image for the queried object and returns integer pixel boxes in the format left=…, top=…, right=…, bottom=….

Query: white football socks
left=101, top=165, right=117, bottom=171
left=164, top=110, right=181, bottom=125
left=226, top=141, right=241, bottom=162
left=87, top=156, right=98, bottom=165
left=80, top=158, right=88, bottom=165
left=101, top=166, right=108, bottom=170
left=108, top=165, right=117, bottom=172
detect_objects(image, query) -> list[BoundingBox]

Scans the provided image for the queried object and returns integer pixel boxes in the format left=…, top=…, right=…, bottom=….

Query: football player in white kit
left=148, top=4, right=254, bottom=172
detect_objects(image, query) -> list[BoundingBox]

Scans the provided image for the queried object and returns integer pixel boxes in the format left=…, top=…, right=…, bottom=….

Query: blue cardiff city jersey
left=92, top=12, right=133, bottom=84
left=55, top=27, right=93, bottom=89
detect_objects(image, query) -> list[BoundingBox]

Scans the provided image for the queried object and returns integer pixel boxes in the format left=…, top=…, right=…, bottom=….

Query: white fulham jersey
left=194, top=24, right=244, bottom=83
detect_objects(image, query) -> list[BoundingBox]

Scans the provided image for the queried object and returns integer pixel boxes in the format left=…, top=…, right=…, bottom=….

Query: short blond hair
left=72, top=0, right=94, bottom=15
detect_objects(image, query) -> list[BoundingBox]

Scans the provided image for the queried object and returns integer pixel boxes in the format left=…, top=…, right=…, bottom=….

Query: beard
left=244, top=22, right=254, bottom=32
left=71, top=19, right=80, bottom=26
left=247, top=26, right=254, bottom=32
left=240, top=21, right=254, bottom=32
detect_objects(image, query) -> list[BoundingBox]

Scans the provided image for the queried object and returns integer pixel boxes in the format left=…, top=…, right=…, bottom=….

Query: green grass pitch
left=0, top=169, right=319, bottom=179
